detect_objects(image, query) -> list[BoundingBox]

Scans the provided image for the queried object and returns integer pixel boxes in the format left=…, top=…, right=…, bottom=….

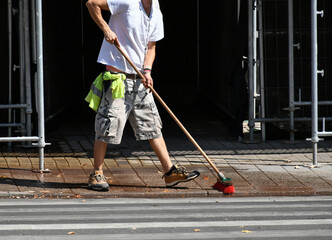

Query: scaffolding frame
left=1, top=0, right=329, bottom=168
left=0, top=0, right=47, bottom=172
left=247, top=0, right=329, bottom=165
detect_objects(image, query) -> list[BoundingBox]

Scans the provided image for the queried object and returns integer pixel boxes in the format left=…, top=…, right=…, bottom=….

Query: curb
left=0, top=191, right=36, bottom=198
left=2, top=189, right=332, bottom=199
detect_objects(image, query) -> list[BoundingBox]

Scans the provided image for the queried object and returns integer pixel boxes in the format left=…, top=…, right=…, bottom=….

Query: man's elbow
left=86, top=0, right=94, bottom=10
left=86, top=0, right=101, bottom=11
left=86, top=0, right=108, bottom=11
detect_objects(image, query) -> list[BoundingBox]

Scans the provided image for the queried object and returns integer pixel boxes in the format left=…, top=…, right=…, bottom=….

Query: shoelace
left=94, top=174, right=106, bottom=182
left=174, top=166, right=188, bottom=174
left=162, top=166, right=188, bottom=178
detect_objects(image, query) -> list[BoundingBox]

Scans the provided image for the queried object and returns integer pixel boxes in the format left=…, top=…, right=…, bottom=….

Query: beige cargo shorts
left=95, top=77, right=163, bottom=144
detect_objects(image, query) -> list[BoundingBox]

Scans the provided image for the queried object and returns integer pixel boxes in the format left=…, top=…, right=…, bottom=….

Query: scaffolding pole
left=311, top=0, right=319, bottom=165
left=18, top=0, right=26, bottom=136
left=23, top=0, right=33, bottom=140
left=288, top=0, right=295, bottom=142
left=310, top=0, right=329, bottom=166
left=36, top=0, right=46, bottom=171
left=295, top=101, right=332, bottom=106
left=254, top=117, right=332, bottom=122
left=258, top=0, right=266, bottom=142
left=248, top=0, right=256, bottom=142
left=7, top=0, right=12, bottom=147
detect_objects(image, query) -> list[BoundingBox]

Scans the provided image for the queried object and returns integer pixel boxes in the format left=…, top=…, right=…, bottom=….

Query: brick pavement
left=0, top=111, right=332, bottom=199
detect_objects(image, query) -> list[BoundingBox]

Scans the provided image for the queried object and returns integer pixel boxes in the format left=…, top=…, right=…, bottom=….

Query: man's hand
left=142, top=71, right=153, bottom=89
left=104, top=29, right=120, bottom=47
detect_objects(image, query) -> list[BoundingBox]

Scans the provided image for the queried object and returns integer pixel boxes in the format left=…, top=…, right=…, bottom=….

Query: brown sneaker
left=88, top=170, right=109, bottom=191
left=163, top=165, right=200, bottom=187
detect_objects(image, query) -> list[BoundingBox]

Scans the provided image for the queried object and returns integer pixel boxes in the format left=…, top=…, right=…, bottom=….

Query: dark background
left=0, top=0, right=331, bottom=139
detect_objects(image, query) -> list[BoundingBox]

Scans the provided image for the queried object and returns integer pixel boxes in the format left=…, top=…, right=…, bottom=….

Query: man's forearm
left=86, top=0, right=110, bottom=33
left=86, top=0, right=119, bottom=45
left=144, top=42, right=156, bottom=69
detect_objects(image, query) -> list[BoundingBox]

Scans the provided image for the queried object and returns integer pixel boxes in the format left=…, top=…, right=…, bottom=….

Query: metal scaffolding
left=247, top=0, right=329, bottom=165
left=309, top=0, right=329, bottom=166
left=0, top=0, right=47, bottom=172
left=1, top=0, right=329, bottom=168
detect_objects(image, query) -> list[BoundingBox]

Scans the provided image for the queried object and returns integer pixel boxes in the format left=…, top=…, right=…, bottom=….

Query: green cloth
left=110, top=73, right=126, bottom=99
left=85, top=71, right=126, bottom=111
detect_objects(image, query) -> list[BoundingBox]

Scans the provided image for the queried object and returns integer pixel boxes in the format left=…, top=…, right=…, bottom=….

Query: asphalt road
left=0, top=196, right=332, bottom=239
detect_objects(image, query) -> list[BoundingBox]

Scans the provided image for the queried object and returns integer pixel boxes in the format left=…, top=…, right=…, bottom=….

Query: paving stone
left=0, top=157, right=8, bottom=168
left=54, top=157, right=69, bottom=169
left=5, top=156, right=20, bottom=169
left=36, top=169, right=74, bottom=196
left=110, top=167, right=145, bottom=187
left=131, top=166, right=178, bottom=194
left=10, top=169, right=45, bottom=193
left=104, top=157, right=119, bottom=169
left=60, top=169, right=91, bottom=196
left=28, top=156, right=40, bottom=169
left=292, top=171, right=332, bottom=191
left=77, top=157, right=93, bottom=169
left=44, top=157, right=56, bottom=169
left=115, top=159, right=131, bottom=167
left=65, top=157, right=82, bottom=169
left=17, top=157, right=32, bottom=168
left=317, top=152, right=332, bottom=163
left=78, top=137, right=94, bottom=152
left=138, top=156, right=154, bottom=166
left=0, top=168, right=18, bottom=192
left=126, top=157, right=142, bottom=167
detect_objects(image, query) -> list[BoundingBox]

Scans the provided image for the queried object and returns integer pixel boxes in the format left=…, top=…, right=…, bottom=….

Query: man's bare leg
left=88, top=139, right=109, bottom=191
left=149, top=137, right=173, bottom=173
left=150, top=136, right=200, bottom=187
left=93, top=139, right=108, bottom=170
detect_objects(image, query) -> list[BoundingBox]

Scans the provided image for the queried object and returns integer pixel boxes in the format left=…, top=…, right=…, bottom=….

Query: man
left=86, top=0, right=200, bottom=191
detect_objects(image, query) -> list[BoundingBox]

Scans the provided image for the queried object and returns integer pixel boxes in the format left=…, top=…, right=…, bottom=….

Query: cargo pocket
left=134, top=101, right=163, bottom=132
left=95, top=112, right=118, bottom=138
left=151, top=102, right=163, bottom=130
left=134, top=102, right=157, bottom=132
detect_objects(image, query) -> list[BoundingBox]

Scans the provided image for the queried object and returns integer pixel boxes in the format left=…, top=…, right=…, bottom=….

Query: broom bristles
left=213, top=181, right=235, bottom=194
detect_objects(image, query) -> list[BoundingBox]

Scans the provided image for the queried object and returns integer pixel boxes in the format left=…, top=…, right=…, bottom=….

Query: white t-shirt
left=97, top=0, right=164, bottom=74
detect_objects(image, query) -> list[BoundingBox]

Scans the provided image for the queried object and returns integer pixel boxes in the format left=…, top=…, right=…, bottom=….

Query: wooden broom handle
left=115, top=45, right=221, bottom=175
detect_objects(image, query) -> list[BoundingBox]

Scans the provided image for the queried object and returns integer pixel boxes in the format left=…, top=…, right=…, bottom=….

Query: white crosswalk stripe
left=0, top=196, right=331, bottom=239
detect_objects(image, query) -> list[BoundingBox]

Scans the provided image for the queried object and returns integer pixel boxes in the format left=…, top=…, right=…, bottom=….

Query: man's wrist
left=143, top=67, right=152, bottom=74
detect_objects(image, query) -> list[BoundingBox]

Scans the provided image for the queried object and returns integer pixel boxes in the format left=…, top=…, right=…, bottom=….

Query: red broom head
left=213, top=179, right=235, bottom=194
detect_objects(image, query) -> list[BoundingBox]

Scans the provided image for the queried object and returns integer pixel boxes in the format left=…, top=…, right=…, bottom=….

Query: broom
left=114, top=44, right=235, bottom=194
